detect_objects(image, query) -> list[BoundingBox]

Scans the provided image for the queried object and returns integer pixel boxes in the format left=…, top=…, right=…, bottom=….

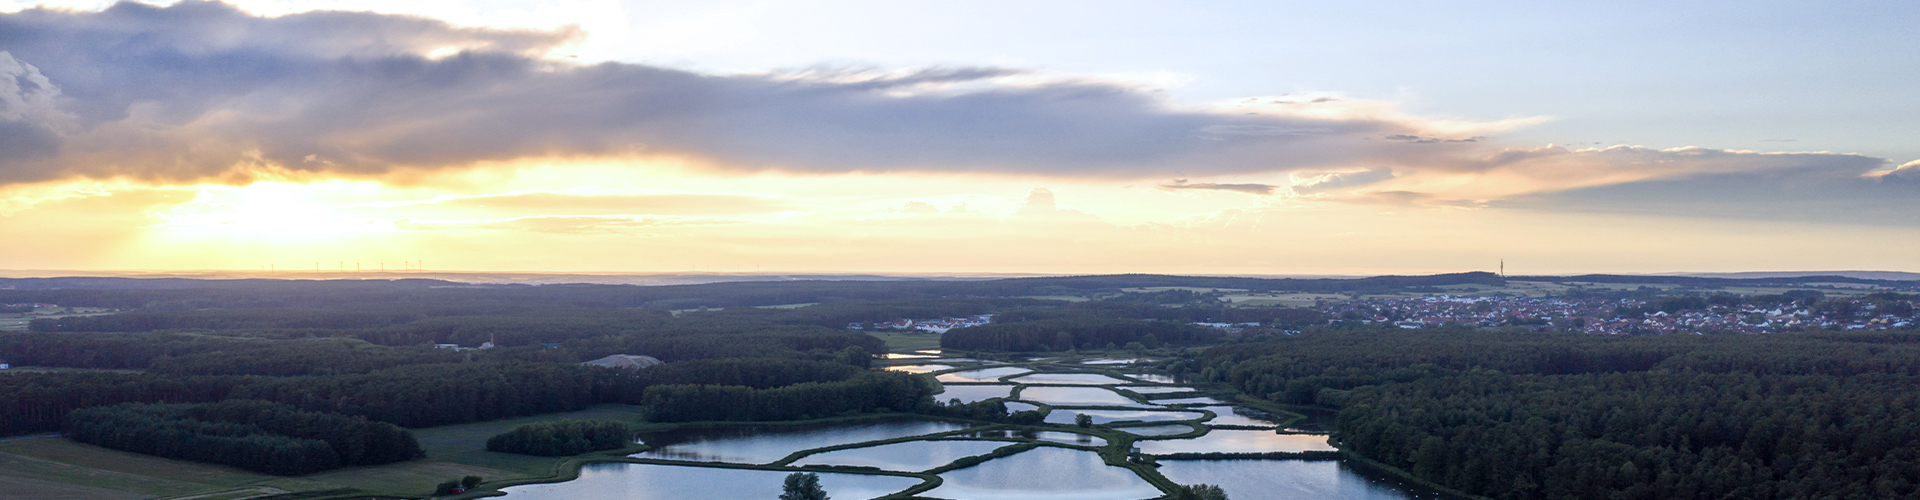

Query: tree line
left=486, top=419, right=634, bottom=456
left=65, top=400, right=421, bottom=475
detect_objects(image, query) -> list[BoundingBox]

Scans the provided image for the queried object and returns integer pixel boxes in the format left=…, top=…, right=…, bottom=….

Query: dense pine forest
left=1194, top=328, right=1920, bottom=500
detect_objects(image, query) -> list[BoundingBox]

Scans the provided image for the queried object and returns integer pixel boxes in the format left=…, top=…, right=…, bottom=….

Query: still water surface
left=884, top=364, right=954, bottom=373
left=1011, top=373, right=1133, bottom=385
left=635, top=420, right=968, bottom=464
left=935, top=384, right=1016, bottom=403
left=1155, top=460, right=1436, bottom=500
left=1020, top=386, right=1141, bottom=406
left=1202, top=406, right=1288, bottom=427
left=936, top=367, right=1031, bottom=383
left=1135, top=430, right=1336, bottom=454
left=791, top=440, right=1010, bottom=471
left=925, top=446, right=1163, bottom=500
left=1045, top=409, right=1204, bottom=425
left=499, top=462, right=922, bottom=500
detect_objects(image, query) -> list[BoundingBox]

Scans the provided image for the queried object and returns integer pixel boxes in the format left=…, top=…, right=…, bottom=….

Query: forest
left=65, top=400, right=421, bottom=475
left=1193, top=328, right=1920, bottom=500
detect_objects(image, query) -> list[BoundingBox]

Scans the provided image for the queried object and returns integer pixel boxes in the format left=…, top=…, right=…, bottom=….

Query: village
left=848, top=314, right=995, bottom=333
left=1314, top=294, right=1919, bottom=335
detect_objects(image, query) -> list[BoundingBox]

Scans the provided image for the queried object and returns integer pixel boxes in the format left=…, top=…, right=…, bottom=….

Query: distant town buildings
left=849, top=314, right=995, bottom=333
left=1312, top=294, right=1918, bottom=335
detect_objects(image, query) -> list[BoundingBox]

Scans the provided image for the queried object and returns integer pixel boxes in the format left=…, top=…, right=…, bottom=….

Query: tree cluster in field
left=485, top=420, right=633, bottom=456
left=1198, top=328, right=1920, bottom=500
left=65, top=400, right=421, bottom=475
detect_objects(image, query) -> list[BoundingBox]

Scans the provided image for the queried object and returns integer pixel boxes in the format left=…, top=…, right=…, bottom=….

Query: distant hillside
left=1672, top=271, right=1920, bottom=281
left=1508, top=273, right=1920, bottom=288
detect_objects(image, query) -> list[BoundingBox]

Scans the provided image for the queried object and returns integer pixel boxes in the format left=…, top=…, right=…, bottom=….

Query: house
left=847, top=322, right=864, bottom=330
left=0, top=359, right=9, bottom=370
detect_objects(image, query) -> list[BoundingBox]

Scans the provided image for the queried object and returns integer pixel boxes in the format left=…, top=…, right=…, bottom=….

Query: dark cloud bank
left=0, top=0, right=1451, bottom=184
left=0, top=1, right=1912, bottom=225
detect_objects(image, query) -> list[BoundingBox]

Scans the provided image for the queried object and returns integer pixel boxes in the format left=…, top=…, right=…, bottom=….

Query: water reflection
left=1156, top=460, right=1442, bottom=500
left=1115, top=424, right=1197, bottom=437
left=1045, top=409, right=1203, bottom=425
left=1153, top=397, right=1227, bottom=405
left=926, top=446, right=1163, bottom=500
left=1119, top=385, right=1195, bottom=394
left=935, top=384, right=1015, bottom=403
left=635, top=420, right=968, bottom=464
left=936, top=367, right=1031, bottom=383
left=1020, top=387, right=1141, bottom=406
left=499, top=462, right=923, bottom=500
left=961, top=429, right=1109, bottom=447
left=791, top=440, right=1010, bottom=471
left=1135, top=430, right=1335, bottom=454
left=884, top=364, right=953, bottom=374
left=1010, top=373, right=1131, bottom=385
left=1200, top=406, right=1288, bottom=427
left=1124, top=373, right=1178, bottom=383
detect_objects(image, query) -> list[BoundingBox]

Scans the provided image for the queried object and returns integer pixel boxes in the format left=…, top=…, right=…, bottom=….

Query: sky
left=0, top=0, right=1916, bottom=276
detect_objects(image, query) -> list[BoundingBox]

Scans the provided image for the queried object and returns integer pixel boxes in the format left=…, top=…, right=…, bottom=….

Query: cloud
left=1875, top=160, right=1920, bottom=183
left=1290, top=167, right=1397, bottom=195
left=1159, top=179, right=1278, bottom=195
left=0, top=0, right=1907, bottom=230
left=1011, top=188, right=1100, bottom=221
left=394, top=214, right=741, bottom=233
left=393, top=192, right=789, bottom=216
left=0, top=1, right=1526, bottom=185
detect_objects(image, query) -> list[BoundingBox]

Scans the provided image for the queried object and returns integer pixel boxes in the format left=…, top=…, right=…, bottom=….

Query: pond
left=791, top=440, right=1011, bottom=471
left=1078, top=358, right=1141, bottom=365
left=961, top=429, right=1109, bottom=447
left=1124, top=373, right=1178, bottom=383
left=1005, top=402, right=1040, bottom=413
left=1200, top=406, right=1289, bottom=427
left=936, top=367, right=1031, bottom=383
left=635, top=420, right=970, bottom=464
left=1155, top=460, right=1439, bottom=500
left=935, top=384, right=1016, bottom=403
left=498, top=462, right=923, bottom=500
left=884, top=364, right=954, bottom=374
left=883, top=353, right=940, bottom=359
left=1119, top=385, right=1195, bottom=394
left=1153, top=397, right=1227, bottom=405
left=924, top=446, right=1164, bottom=500
left=1045, top=409, right=1204, bottom=425
left=1010, top=373, right=1132, bottom=385
left=1116, top=424, right=1198, bottom=436
left=1019, top=387, right=1141, bottom=406
left=1134, top=430, right=1336, bottom=455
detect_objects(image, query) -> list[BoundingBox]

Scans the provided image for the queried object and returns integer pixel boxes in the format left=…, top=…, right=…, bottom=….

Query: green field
left=0, top=405, right=654, bottom=500
left=865, top=329, right=945, bottom=351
